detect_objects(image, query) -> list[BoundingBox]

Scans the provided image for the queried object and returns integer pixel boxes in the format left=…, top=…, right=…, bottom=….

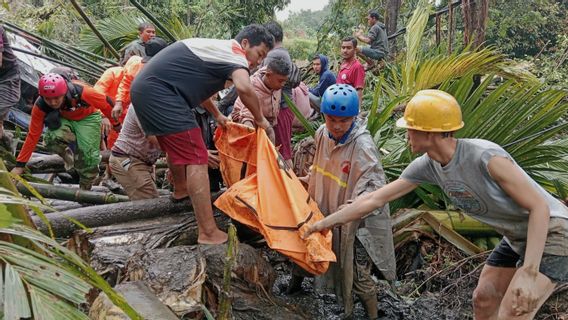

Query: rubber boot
left=285, top=274, right=304, bottom=295
left=360, top=294, right=378, bottom=320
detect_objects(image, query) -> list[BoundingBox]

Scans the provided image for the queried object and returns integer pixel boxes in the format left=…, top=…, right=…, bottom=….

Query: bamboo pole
left=68, top=0, right=121, bottom=59
left=128, top=0, right=177, bottom=42
left=2, top=22, right=108, bottom=72
left=11, top=47, right=102, bottom=78
left=16, top=182, right=129, bottom=204
left=43, top=43, right=107, bottom=73
left=1, top=21, right=115, bottom=65
left=59, top=42, right=119, bottom=66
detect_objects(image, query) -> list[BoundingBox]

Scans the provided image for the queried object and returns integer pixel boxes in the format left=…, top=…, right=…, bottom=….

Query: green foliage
left=188, top=0, right=290, bottom=38
left=78, top=13, right=191, bottom=57
left=0, top=225, right=143, bottom=319
left=485, top=0, right=568, bottom=58
left=284, top=37, right=318, bottom=61
left=281, top=6, right=331, bottom=39
left=367, top=0, right=568, bottom=212
left=527, top=35, right=568, bottom=91
left=0, top=169, right=141, bottom=319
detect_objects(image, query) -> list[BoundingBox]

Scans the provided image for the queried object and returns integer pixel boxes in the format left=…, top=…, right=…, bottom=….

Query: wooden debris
left=89, top=281, right=178, bottom=320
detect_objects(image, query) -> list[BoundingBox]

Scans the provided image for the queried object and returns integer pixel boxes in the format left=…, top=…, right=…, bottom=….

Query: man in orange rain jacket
left=111, top=37, right=168, bottom=122
left=11, top=73, right=121, bottom=190
left=95, top=66, right=124, bottom=149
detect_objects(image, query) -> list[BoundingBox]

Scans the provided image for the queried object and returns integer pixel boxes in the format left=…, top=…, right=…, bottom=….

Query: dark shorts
left=486, top=238, right=568, bottom=283
left=157, top=128, right=208, bottom=165
left=131, top=80, right=199, bottom=137
left=274, top=107, right=294, bottom=160
left=361, top=46, right=386, bottom=61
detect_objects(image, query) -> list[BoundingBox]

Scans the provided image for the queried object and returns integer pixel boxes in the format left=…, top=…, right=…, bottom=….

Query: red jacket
left=16, top=81, right=117, bottom=166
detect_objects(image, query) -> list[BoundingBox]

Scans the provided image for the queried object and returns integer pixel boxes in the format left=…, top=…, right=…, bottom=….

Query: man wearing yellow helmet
left=304, top=89, right=568, bottom=319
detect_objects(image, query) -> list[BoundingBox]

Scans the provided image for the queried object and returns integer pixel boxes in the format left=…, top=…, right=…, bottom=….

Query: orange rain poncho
left=214, top=123, right=336, bottom=275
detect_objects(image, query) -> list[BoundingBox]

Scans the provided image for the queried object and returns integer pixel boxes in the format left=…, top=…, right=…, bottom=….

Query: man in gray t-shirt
left=305, top=90, right=568, bottom=319
left=354, top=10, right=388, bottom=70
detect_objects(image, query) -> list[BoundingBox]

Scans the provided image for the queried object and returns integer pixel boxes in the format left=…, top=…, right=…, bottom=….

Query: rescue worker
left=94, top=66, right=124, bottom=149
left=290, top=84, right=396, bottom=320
left=304, top=90, right=568, bottom=320
left=111, top=37, right=168, bottom=122
left=130, top=24, right=274, bottom=245
left=11, top=73, right=120, bottom=190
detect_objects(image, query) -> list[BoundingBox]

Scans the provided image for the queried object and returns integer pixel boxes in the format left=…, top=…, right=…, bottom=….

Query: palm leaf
left=29, top=286, right=90, bottom=320
left=3, top=262, right=32, bottom=319
left=0, top=225, right=142, bottom=319
left=79, top=14, right=192, bottom=57
left=283, top=93, right=317, bottom=137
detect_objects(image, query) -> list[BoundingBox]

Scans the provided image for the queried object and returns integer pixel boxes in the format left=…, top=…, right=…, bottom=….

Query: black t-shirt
left=131, top=39, right=248, bottom=136
left=0, top=25, right=19, bottom=79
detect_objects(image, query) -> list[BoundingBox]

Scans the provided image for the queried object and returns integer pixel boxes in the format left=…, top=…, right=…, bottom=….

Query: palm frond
left=404, top=0, right=431, bottom=77
left=0, top=224, right=142, bottom=319
left=79, top=14, right=192, bottom=57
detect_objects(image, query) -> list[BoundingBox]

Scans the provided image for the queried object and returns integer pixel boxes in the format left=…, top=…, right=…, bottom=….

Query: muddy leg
left=473, top=265, right=516, bottom=320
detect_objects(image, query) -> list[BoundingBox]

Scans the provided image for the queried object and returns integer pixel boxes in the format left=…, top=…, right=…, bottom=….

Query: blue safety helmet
left=321, top=84, right=359, bottom=117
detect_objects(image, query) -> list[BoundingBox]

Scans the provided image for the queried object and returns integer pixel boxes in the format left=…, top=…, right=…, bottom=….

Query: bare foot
left=198, top=229, right=228, bottom=245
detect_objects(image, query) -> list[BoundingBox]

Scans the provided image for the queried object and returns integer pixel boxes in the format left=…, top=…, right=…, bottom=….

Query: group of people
left=2, top=7, right=567, bottom=320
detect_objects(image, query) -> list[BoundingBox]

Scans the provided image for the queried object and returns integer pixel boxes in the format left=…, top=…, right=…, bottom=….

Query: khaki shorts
left=109, top=154, right=158, bottom=200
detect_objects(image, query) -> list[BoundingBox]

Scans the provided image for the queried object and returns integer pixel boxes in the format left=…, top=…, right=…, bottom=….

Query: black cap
left=143, top=37, right=168, bottom=62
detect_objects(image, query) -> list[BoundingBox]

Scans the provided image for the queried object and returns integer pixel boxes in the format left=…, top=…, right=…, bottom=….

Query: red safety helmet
left=38, top=73, right=68, bottom=98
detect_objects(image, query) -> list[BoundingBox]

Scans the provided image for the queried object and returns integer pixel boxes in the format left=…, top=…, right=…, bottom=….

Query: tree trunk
left=16, top=182, right=130, bottom=204
left=461, top=0, right=489, bottom=47
left=32, top=197, right=190, bottom=237
left=385, top=0, right=402, bottom=55
left=32, top=191, right=224, bottom=237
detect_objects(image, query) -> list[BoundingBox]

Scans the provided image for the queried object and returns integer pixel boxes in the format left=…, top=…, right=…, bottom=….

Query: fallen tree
left=32, top=191, right=224, bottom=237
left=33, top=197, right=191, bottom=237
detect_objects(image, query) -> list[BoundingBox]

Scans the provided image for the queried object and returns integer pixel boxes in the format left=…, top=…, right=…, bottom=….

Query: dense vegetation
left=1, top=0, right=568, bottom=318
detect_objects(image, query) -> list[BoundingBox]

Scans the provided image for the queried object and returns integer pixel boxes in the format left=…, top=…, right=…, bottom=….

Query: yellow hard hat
left=396, top=90, right=464, bottom=132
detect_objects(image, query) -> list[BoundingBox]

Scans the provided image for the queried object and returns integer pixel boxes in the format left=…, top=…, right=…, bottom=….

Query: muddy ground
left=257, top=239, right=568, bottom=320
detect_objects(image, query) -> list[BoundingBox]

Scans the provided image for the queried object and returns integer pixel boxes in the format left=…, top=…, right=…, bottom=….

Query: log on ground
left=33, top=190, right=225, bottom=237
left=17, top=181, right=129, bottom=204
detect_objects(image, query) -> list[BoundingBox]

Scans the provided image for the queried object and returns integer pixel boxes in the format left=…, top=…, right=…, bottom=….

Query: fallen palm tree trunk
left=393, top=209, right=498, bottom=237
left=392, top=209, right=498, bottom=256
left=32, top=191, right=223, bottom=237
left=72, top=213, right=230, bottom=283
left=17, top=181, right=129, bottom=204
